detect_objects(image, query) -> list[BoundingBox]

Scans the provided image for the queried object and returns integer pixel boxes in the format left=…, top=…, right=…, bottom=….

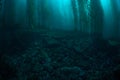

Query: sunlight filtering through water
left=100, top=0, right=115, bottom=38
left=44, top=0, right=74, bottom=30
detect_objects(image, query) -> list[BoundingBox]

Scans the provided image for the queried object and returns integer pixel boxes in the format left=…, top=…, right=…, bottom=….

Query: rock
left=45, top=38, right=61, bottom=48
left=56, top=66, right=85, bottom=80
left=0, top=55, right=17, bottom=80
left=112, top=65, right=120, bottom=80
left=108, top=40, right=120, bottom=46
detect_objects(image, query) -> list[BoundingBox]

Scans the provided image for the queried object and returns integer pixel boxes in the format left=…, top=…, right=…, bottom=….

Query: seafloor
left=0, top=30, right=120, bottom=80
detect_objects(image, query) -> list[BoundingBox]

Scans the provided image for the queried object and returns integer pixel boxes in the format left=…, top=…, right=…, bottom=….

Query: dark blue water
left=0, top=0, right=120, bottom=80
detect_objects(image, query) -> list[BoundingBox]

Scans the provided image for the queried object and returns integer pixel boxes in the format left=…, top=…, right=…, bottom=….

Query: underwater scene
left=0, top=0, right=120, bottom=80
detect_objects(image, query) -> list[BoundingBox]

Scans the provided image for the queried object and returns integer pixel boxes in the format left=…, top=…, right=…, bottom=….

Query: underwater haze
left=0, top=0, right=120, bottom=80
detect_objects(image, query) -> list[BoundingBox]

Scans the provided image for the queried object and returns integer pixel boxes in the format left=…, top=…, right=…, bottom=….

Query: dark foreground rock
left=0, top=30, right=120, bottom=80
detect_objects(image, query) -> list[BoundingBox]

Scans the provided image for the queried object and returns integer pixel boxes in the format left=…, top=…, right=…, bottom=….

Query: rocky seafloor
left=0, top=30, right=120, bottom=80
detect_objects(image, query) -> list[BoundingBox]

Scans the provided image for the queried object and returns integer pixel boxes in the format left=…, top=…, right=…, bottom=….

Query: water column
left=71, top=0, right=80, bottom=31
left=116, top=0, right=120, bottom=38
left=15, top=0, right=27, bottom=27
left=85, top=0, right=91, bottom=34
left=44, top=0, right=74, bottom=30
left=0, top=0, right=5, bottom=24
left=100, top=0, right=114, bottom=39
